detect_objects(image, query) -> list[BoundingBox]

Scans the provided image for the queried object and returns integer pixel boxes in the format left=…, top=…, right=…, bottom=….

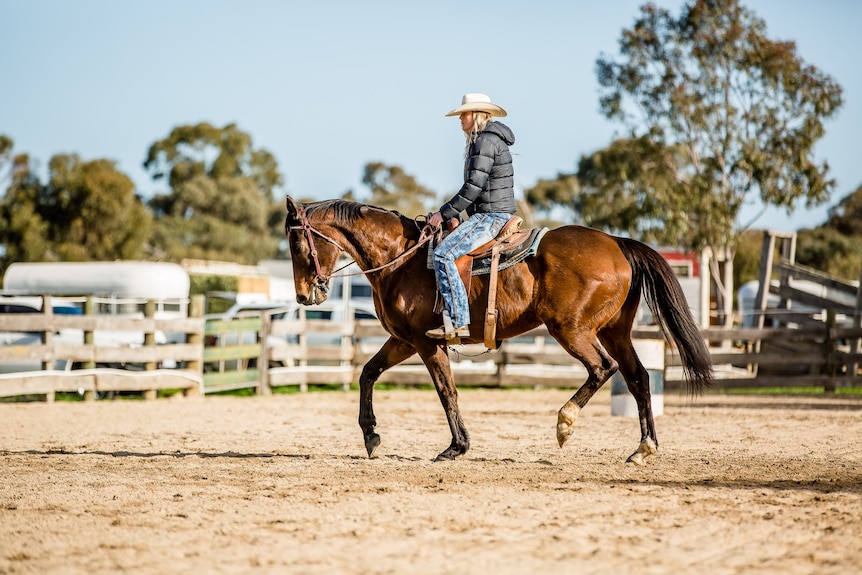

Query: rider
left=426, top=93, right=516, bottom=340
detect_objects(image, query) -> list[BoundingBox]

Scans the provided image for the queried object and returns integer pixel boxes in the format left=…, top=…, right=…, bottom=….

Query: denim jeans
left=432, top=212, right=511, bottom=328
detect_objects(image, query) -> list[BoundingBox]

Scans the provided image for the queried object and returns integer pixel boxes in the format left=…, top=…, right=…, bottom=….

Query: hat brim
left=445, top=103, right=507, bottom=117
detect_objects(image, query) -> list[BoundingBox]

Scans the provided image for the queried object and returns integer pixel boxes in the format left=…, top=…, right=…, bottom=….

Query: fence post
left=185, top=295, right=204, bottom=397
left=850, top=264, right=862, bottom=380
left=41, top=295, right=56, bottom=402
left=142, top=300, right=157, bottom=400
left=258, top=310, right=272, bottom=396
left=82, top=296, right=96, bottom=401
left=825, top=309, right=836, bottom=394
left=494, top=350, right=505, bottom=388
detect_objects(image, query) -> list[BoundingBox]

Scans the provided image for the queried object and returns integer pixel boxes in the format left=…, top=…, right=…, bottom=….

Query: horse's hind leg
left=551, top=330, right=619, bottom=449
left=600, top=330, right=658, bottom=465
left=358, top=337, right=417, bottom=457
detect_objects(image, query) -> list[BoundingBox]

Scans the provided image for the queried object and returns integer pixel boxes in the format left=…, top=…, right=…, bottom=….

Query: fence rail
left=0, top=295, right=204, bottom=400
left=1, top=295, right=861, bottom=401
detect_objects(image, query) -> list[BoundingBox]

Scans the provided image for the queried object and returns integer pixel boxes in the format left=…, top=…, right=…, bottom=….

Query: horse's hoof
left=556, top=402, right=581, bottom=447
left=364, top=433, right=381, bottom=458
left=625, top=439, right=657, bottom=466
left=626, top=452, right=647, bottom=466
left=433, top=445, right=466, bottom=461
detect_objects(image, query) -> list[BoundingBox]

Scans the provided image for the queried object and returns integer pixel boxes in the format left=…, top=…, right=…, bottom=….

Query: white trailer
left=3, top=261, right=189, bottom=315
left=1, top=262, right=192, bottom=373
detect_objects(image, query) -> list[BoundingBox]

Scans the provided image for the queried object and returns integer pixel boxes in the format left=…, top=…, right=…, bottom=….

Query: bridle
left=288, top=205, right=344, bottom=296
left=287, top=204, right=438, bottom=293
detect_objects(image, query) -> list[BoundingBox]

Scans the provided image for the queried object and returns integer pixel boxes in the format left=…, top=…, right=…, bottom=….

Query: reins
left=289, top=206, right=438, bottom=286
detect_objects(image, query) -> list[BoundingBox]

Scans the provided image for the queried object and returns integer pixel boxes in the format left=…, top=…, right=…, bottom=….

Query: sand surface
left=2, top=387, right=861, bottom=574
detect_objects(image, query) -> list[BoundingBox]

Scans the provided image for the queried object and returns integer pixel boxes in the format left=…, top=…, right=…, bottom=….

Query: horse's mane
left=304, top=199, right=412, bottom=229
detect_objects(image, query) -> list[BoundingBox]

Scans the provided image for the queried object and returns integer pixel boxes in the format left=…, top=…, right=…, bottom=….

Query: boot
left=426, top=311, right=470, bottom=340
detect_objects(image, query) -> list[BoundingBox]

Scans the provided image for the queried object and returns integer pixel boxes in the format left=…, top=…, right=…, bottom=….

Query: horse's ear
left=285, top=195, right=300, bottom=218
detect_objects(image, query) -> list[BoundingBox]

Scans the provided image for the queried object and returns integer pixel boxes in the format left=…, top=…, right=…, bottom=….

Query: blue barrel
left=610, top=339, right=664, bottom=417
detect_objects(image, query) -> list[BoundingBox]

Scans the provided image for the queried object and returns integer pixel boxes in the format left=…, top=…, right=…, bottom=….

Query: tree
left=143, top=123, right=284, bottom=264
left=0, top=135, right=12, bottom=171
left=795, top=183, right=862, bottom=281
left=0, top=134, right=15, bottom=192
left=347, top=162, right=437, bottom=217
left=523, top=172, right=579, bottom=229
left=796, top=227, right=862, bottom=282
left=731, top=228, right=765, bottom=289
left=823, top=183, right=862, bottom=237
left=0, top=153, right=51, bottom=268
left=527, top=136, right=683, bottom=237
left=0, top=153, right=151, bottom=271
left=530, top=0, right=843, bottom=327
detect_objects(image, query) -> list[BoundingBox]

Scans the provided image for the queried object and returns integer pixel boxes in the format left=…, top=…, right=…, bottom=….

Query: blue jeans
left=432, top=212, right=511, bottom=328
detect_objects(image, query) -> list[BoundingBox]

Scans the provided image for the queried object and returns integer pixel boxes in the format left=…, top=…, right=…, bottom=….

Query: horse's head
left=284, top=196, right=344, bottom=306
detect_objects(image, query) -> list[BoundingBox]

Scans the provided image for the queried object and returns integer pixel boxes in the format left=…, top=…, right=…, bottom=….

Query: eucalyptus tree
left=0, top=152, right=151, bottom=270
left=351, top=161, right=438, bottom=217
left=823, top=184, right=862, bottom=238
left=0, top=135, right=12, bottom=167
left=795, top=184, right=862, bottom=281
left=532, top=0, right=844, bottom=326
left=143, top=122, right=284, bottom=264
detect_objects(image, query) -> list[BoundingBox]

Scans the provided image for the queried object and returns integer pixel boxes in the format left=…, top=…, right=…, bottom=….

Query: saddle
left=429, top=216, right=548, bottom=349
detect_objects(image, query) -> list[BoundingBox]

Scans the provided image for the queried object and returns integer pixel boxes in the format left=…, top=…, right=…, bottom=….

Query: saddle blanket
left=426, top=227, right=549, bottom=276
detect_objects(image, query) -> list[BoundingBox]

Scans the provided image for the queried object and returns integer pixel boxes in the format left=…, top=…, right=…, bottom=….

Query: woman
left=426, top=93, right=516, bottom=340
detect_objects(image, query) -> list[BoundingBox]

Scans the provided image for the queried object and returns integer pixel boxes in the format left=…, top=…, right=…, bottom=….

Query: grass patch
left=207, top=387, right=258, bottom=397
left=714, top=387, right=862, bottom=396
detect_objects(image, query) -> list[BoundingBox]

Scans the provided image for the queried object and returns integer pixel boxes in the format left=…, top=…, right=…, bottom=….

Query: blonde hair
left=464, top=111, right=492, bottom=154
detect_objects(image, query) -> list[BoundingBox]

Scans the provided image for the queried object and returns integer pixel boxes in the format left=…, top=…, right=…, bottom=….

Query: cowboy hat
left=445, top=93, right=507, bottom=117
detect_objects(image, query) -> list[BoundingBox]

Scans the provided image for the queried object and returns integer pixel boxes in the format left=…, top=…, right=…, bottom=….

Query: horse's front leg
left=416, top=342, right=469, bottom=461
left=358, top=336, right=417, bottom=458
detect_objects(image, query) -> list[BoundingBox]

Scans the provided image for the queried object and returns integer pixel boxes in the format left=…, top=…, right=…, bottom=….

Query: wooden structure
left=201, top=317, right=862, bottom=393
left=1, top=277, right=861, bottom=400
left=740, top=230, right=862, bottom=388
left=754, top=231, right=861, bottom=329
left=0, top=295, right=205, bottom=401
left=202, top=314, right=265, bottom=394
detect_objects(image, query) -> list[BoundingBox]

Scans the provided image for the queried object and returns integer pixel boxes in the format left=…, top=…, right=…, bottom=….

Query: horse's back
left=519, top=225, right=634, bottom=337
left=533, top=225, right=631, bottom=279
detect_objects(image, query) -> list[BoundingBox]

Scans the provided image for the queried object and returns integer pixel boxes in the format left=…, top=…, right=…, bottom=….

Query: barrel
left=610, top=339, right=664, bottom=417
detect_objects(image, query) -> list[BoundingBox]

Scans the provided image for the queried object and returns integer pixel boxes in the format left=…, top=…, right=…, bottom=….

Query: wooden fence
left=0, top=295, right=205, bottom=401
left=672, top=323, right=862, bottom=391
left=2, top=296, right=861, bottom=401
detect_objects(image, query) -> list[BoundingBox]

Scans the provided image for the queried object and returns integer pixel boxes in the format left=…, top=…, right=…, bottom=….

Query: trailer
left=1, top=262, right=192, bottom=373
left=3, top=261, right=189, bottom=315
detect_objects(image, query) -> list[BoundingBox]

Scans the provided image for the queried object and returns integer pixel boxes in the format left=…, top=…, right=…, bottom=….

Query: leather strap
left=484, top=245, right=501, bottom=349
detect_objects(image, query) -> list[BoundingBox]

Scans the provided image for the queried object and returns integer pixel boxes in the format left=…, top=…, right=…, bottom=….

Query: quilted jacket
left=439, top=122, right=516, bottom=220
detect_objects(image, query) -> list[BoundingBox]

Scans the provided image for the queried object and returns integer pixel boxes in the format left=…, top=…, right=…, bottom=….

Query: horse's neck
left=337, top=220, right=413, bottom=272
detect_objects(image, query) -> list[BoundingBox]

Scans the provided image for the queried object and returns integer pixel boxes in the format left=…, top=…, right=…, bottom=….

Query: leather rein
left=288, top=206, right=437, bottom=293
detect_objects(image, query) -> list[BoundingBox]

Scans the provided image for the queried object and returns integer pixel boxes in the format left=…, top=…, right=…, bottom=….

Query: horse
left=284, top=196, right=713, bottom=464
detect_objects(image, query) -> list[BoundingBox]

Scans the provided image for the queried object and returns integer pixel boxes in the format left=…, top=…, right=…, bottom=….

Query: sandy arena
left=1, top=387, right=861, bottom=574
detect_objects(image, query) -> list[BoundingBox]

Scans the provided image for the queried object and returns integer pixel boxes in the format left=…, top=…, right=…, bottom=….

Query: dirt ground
left=1, top=386, right=861, bottom=575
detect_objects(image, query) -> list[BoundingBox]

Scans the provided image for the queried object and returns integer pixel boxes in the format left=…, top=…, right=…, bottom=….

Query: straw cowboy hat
left=445, top=93, right=507, bottom=117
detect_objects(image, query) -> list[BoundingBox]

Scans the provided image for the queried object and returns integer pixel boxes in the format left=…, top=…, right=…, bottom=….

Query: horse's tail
left=617, top=238, right=714, bottom=394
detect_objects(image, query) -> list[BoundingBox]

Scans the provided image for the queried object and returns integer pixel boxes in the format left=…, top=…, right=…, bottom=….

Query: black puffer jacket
left=439, top=121, right=516, bottom=220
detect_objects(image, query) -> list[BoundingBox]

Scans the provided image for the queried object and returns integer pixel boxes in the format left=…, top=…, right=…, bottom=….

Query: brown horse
left=284, top=196, right=713, bottom=464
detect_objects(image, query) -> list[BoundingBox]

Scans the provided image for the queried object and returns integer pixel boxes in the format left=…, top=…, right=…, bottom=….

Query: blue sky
left=2, top=0, right=860, bottom=232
